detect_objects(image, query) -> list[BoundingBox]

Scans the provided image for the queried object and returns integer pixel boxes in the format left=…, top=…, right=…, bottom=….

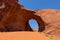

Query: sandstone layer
left=34, top=9, right=60, bottom=38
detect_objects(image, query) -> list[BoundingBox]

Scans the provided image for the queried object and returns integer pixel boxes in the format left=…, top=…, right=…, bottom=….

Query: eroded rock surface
left=34, top=9, right=60, bottom=38
left=0, top=0, right=45, bottom=32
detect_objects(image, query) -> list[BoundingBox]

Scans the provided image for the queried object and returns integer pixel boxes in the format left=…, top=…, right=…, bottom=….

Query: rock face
left=0, top=0, right=45, bottom=32
left=34, top=9, right=60, bottom=38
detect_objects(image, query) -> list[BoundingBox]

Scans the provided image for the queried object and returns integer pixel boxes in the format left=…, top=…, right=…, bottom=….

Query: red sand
left=0, top=31, right=59, bottom=40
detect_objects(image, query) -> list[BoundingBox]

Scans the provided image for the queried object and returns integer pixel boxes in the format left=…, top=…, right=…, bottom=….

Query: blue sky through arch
left=29, top=19, right=39, bottom=30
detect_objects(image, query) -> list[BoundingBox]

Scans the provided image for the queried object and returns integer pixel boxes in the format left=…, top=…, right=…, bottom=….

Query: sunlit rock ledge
left=34, top=9, right=60, bottom=38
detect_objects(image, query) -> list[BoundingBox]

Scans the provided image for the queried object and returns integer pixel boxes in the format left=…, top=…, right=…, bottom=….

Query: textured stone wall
left=0, top=0, right=45, bottom=32
left=35, top=9, right=60, bottom=38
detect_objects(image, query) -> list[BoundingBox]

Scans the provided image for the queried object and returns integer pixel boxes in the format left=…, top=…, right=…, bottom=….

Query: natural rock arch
left=0, top=0, right=45, bottom=32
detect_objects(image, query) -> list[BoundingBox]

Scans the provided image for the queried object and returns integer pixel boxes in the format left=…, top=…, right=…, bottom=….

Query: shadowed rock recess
left=0, top=0, right=45, bottom=32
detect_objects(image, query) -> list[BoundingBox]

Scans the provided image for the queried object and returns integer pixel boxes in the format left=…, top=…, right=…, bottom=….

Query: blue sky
left=19, top=0, right=60, bottom=10
left=18, top=0, right=59, bottom=30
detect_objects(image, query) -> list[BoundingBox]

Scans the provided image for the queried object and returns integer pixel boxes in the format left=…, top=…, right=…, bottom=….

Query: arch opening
left=28, top=19, right=39, bottom=31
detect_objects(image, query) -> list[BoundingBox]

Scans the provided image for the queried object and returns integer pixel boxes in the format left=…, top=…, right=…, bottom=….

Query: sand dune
left=0, top=31, right=59, bottom=40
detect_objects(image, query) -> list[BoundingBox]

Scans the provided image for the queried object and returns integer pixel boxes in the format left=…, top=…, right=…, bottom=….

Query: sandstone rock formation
left=34, top=9, right=60, bottom=38
left=0, top=0, right=45, bottom=32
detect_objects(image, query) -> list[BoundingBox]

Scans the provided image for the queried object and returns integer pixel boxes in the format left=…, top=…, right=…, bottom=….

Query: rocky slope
left=34, top=9, right=60, bottom=38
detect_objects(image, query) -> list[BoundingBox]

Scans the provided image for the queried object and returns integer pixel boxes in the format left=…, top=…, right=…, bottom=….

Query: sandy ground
left=0, top=31, right=59, bottom=40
